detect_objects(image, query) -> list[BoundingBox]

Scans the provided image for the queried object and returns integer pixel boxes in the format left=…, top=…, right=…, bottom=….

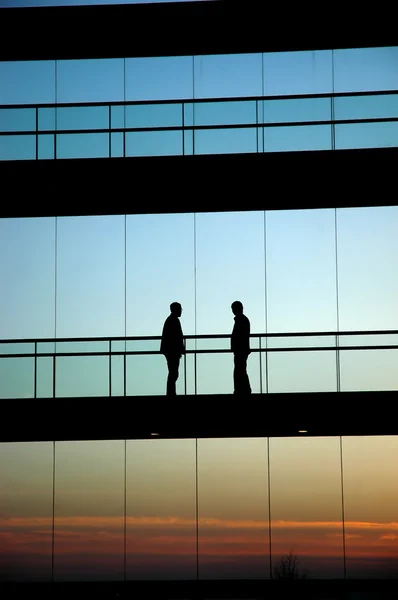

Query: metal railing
left=1, top=330, right=398, bottom=398
left=0, top=90, right=397, bottom=160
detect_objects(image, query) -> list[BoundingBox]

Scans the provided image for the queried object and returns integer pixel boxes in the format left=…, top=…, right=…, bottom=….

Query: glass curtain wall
left=1, top=47, right=398, bottom=159
left=1, top=436, right=397, bottom=581
left=1, top=205, right=398, bottom=397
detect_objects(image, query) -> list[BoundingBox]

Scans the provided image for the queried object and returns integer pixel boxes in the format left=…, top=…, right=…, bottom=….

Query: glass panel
left=38, top=134, right=54, bottom=159
left=126, top=213, right=195, bottom=337
left=125, top=130, right=182, bottom=157
left=263, top=50, right=333, bottom=96
left=0, top=357, right=34, bottom=398
left=56, top=341, right=109, bottom=354
left=198, top=438, right=270, bottom=579
left=269, top=437, right=344, bottom=578
left=267, top=335, right=336, bottom=349
left=56, top=106, right=109, bottom=131
left=125, top=103, right=182, bottom=129
left=342, top=436, right=398, bottom=578
left=0, top=135, right=36, bottom=160
left=335, top=121, right=398, bottom=149
left=0, top=342, right=34, bottom=355
left=196, top=338, right=230, bottom=351
left=111, top=105, right=124, bottom=129
left=0, top=60, right=55, bottom=104
left=111, top=355, right=124, bottom=396
left=0, top=442, right=53, bottom=581
left=0, top=217, right=56, bottom=339
left=339, top=349, right=398, bottom=391
left=196, top=353, right=233, bottom=395
left=111, top=340, right=125, bottom=353
left=267, top=350, right=337, bottom=393
left=56, top=59, right=124, bottom=103
left=194, top=127, right=257, bottom=154
left=126, top=439, right=196, bottom=580
left=333, top=47, right=398, bottom=93
left=55, top=356, right=109, bottom=397
left=265, top=209, right=337, bottom=333
left=193, top=101, right=257, bottom=126
left=37, top=357, right=53, bottom=398
left=54, top=440, right=125, bottom=581
left=38, top=108, right=55, bottom=131
left=264, top=124, right=332, bottom=152
left=37, top=342, right=55, bottom=354
left=126, top=56, right=193, bottom=101
left=263, top=97, right=331, bottom=123
left=336, top=206, right=398, bottom=330
left=334, top=93, right=398, bottom=121
left=184, top=352, right=195, bottom=395
left=126, top=339, right=160, bottom=352
left=195, top=211, right=266, bottom=335
left=126, top=354, right=174, bottom=396
left=196, top=351, right=261, bottom=395
left=0, top=108, right=35, bottom=132
left=193, top=53, right=262, bottom=98
left=184, top=129, right=193, bottom=154
left=56, top=215, right=125, bottom=337
left=56, top=133, right=109, bottom=159
left=111, top=132, right=123, bottom=157
left=339, top=334, right=398, bottom=347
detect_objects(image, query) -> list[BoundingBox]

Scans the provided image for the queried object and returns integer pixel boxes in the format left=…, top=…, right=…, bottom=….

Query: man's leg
left=234, top=353, right=251, bottom=395
left=166, top=355, right=180, bottom=395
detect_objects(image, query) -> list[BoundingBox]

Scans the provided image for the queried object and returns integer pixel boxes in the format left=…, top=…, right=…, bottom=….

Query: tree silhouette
left=273, top=550, right=307, bottom=580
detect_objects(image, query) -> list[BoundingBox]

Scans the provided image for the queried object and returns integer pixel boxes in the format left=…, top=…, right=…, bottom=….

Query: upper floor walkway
left=2, top=329, right=397, bottom=441
left=1, top=90, right=397, bottom=161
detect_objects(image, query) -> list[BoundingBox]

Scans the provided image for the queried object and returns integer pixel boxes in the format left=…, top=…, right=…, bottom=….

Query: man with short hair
left=231, top=300, right=252, bottom=395
left=160, top=302, right=185, bottom=395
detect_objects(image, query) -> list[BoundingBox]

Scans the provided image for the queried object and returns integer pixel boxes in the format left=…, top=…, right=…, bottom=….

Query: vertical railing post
left=123, top=342, right=127, bottom=397
left=35, top=107, right=39, bottom=160
left=259, top=336, right=263, bottom=394
left=184, top=338, right=187, bottom=395
left=52, top=348, right=56, bottom=398
left=182, top=101, right=185, bottom=156
left=336, top=334, right=341, bottom=393
left=34, top=341, right=37, bottom=398
left=109, top=340, right=112, bottom=397
left=109, top=104, right=112, bottom=158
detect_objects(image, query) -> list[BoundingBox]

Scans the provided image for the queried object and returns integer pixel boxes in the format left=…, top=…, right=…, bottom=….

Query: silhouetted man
left=231, top=301, right=251, bottom=395
left=160, top=302, right=185, bottom=396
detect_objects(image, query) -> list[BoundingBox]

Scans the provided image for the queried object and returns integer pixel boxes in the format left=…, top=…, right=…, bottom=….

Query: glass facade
left=0, top=40, right=397, bottom=591
left=0, top=207, right=397, bottom=398
left=1, top=47, right=398, bottom=160
left=1, top=436, right=397, bottom=581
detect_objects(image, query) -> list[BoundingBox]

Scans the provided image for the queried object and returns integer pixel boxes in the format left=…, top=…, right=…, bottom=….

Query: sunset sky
left=1, top=436, right=398, bottom=581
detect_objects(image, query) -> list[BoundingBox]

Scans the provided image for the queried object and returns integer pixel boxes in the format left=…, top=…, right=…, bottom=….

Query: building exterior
left=0, top=1, right=397, bottom=596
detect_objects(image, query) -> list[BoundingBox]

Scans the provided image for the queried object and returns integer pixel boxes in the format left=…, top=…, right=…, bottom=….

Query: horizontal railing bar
left=1, top=330, right=397, bottom=345
left=1, top=117, right=398, bottom=137
left=2, top=345, right=398, bottom=359
left=1, top=89, right=397, bottom=110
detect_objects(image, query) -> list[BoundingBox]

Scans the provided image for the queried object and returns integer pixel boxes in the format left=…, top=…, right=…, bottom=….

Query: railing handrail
left=1, top=329, right=397, bottom=345
left=1, top=88, right=398, bottom=111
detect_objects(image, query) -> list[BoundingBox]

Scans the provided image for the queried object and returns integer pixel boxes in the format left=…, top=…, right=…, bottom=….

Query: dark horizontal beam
left=1, top=147, right=397, bottom=218
left=0, top=578, right=396, bottom=597
left=0, top=1, right=396, bottom=62
left=2, top=391, right=397, bottom=443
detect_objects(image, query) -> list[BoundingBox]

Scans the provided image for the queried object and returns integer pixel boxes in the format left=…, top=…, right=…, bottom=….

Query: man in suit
left=160, top=302, right=185, bottom=395
left=231, top=300, right=252, bottom=395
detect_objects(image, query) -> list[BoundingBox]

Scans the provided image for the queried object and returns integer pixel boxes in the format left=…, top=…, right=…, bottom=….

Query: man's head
left=231, top=301, right=243, bottom=315
left=170, top=302, right=182, bottom=317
